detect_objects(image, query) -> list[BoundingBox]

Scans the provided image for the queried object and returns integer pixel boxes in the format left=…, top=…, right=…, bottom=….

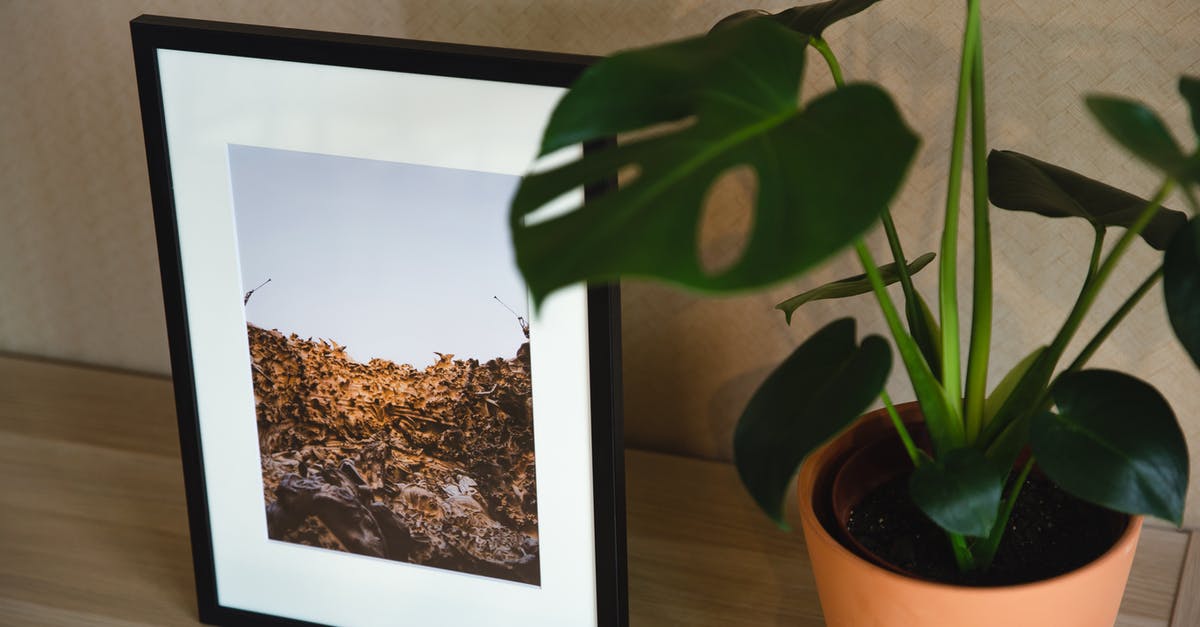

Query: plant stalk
left=1065, top=266, right=1163, bottom=373
left=810, top=37, right=844, bottom=88
left=980, top=178, right=1176, bottom=447
left=814, top=36, right=935, bottom=379
left=854, top=240, right=963, bottom=452
left=938, top=0, right=982, bottom=416
left=962, top=12, right=991, bottom=444
left=1086, top=227, right=1106, bottom=282
left=949, top=532, right=976, bottom=571
left=880, top=212, right=920, bottom=314
left=1040, top=179, right=1174, bottom=379
left=976, top=455, right=1036, bottom=570
left=881, top=390, right=922, bottom=467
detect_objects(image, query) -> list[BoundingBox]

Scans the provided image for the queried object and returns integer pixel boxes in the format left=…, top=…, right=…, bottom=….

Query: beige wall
left=2, top=0, right=1199, bottom=525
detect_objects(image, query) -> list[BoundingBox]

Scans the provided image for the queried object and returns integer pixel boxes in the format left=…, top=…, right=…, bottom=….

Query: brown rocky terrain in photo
left=246, top=324, right=540, bottom=585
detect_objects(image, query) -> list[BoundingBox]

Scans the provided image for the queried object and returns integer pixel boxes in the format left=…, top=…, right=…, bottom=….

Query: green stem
left=1043, top=180, right=1173, bottom=372
left=976, top=455, right=1036, bottom=570
left=813, top=38, right=915, bottom=300
left=1086, top=227, right=1106, bottom=282
left=813, top=36, right=934, bottom=381
left=949, top=532, right=977, bottom=571
left=854, top=240, right=963, bottom=453
left=977, top=228, right=1100, bottom=446
left=1065, top=266, right=1163, bottom=373
left=810, top=37, right=845, bottom=88
left=880, top=212, right=919, bottom=313
left=963, top=14, right=991, bottom=445
left=980, top=178, right=1175, bottom=447
left=881, top=390, right=922, bottom=467
left=939, top=0, right=982, bottom=415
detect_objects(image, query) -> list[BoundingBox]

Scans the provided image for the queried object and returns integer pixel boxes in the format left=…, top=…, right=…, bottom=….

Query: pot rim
left=796, top=416, right=1146, bottom=594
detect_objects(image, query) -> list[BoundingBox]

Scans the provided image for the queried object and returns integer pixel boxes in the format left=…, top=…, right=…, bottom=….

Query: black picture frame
left=132, top=15, right=626, bottom=626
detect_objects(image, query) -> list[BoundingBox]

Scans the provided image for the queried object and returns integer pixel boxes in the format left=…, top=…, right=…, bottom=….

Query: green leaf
left=511, top=18, right=919, bottom=306
left=1180, top=77, right=1200, bottom=185
left=734, top=318, right=892, bottom=527
left=987, top=150, right=1187, bottom=250
left=983, top=346, right=1046, bottom=427
left=1164, top=218, right=1200, bottom=368
left=909, top=448, right=1005, bottom=537
left=713, top=0, right=884, bottom=37
left=775, top=252, right=935, bottom=323
left=1086, top=95, right=1191, bottom=180
left=1033, top=370, right=1189, bottom=525
left=1181, top=76, right=1200, bottom=141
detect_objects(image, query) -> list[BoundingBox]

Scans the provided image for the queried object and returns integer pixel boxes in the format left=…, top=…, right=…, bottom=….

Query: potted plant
left=508, top=0, right=1197, bottom=625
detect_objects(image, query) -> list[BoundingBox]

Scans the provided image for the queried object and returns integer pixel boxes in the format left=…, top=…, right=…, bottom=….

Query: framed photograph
left=132, top=15, right=625, bottom=626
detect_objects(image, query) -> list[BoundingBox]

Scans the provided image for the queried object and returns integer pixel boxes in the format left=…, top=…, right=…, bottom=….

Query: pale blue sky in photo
left=228, top=145, right=529, bottom=368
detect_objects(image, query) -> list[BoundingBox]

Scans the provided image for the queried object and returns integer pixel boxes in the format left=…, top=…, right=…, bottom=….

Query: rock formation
left=247, top=324, right=539, bottom=585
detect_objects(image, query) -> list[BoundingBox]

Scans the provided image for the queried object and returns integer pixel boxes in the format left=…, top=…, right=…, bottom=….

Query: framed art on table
left=131, top=15, right=625, bottom=626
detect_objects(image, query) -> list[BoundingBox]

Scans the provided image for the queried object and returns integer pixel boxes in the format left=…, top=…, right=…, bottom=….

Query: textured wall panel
left=2, top=0, right=1199, bottom=525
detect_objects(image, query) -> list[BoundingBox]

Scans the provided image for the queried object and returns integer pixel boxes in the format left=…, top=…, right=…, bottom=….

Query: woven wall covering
left=2, top=0, right=1199, bottom=525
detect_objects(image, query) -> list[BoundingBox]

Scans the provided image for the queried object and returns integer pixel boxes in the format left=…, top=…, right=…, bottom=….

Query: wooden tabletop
left=0, top=355, right=1194, bottom=626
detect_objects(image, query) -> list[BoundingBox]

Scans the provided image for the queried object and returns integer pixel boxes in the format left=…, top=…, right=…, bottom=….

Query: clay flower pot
left=797, top=403, right=1144, bottom=627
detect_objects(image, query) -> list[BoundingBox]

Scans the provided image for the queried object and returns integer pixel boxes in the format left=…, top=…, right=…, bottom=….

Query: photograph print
left=228, top=144, right=540, bottom=585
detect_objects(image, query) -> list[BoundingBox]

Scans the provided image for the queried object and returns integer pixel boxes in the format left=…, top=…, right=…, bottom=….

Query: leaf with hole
left=734, top=318, right=891, bottom=527
left=1032, top=370, right=1189, bottom=525
left=1086, top=96, right=1193, bottom=183
left=909, top=447, right=1005, bottom=538
left=775, top=252, right=935, bottom=323
left=510, top=18, right=919, bottom=306
left=712, top=0, right=885, bottom=36
left=987, top=150, right=1186, bottom=250
left=1164, top=218, right=1200, bottom=368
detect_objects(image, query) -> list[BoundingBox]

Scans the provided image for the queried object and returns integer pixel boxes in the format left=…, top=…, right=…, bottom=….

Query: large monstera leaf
left=734, top=318, right=891, bottom=527
left=510, top=18, right=919, bottom=305
left=988, top=150, right=1187, bottom=250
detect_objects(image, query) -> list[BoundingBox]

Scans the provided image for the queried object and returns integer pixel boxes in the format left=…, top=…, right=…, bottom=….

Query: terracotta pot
left=828, top=417, right=926, bottom=574
left=797, top=402, right=1144, bottom=627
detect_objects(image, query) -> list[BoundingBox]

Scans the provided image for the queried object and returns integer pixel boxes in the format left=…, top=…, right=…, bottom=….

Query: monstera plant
left=509, top=0, right=1197, bottom=578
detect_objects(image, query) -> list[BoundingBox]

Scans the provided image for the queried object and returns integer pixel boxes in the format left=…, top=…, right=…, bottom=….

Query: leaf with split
left=1032, top=370, right=1189, bottom=525
left=775, top=252, right=935, bottom=324
left=712, top=0, right=884, bottom=37
left=1164, top=218, right=1200, bottom=368
left=1086, top=95, right=1194, bottom=184
left=510, top=18, right=919, bottom=306
left=987, top=150, right=1186, bottom=250
left=909, top=447, right=1005, bottom=538
left=734, top=318, right=891, bottom=527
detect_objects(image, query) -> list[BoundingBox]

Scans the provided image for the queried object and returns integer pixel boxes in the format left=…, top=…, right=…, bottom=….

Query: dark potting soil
left=846, top=473, right=1125, bottom=586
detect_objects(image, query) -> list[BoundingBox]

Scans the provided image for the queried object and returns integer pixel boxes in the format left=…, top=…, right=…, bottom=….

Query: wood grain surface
left=0, top=354, right=1191, bottom=626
